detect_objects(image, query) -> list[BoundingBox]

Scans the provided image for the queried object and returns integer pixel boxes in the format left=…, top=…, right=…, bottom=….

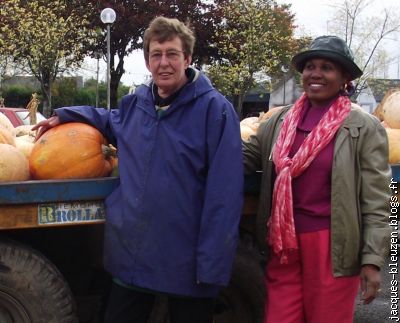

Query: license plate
left=38, top=201, right=105, bottom=225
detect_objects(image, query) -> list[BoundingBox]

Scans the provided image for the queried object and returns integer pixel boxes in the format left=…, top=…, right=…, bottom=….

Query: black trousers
left=103, top=281, right=215, bottom=323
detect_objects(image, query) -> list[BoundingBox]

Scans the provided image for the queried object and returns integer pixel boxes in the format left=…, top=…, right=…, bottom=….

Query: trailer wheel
left=214, top=242, right=265, bottom=323
left=0, top=239, right=78, bottom=323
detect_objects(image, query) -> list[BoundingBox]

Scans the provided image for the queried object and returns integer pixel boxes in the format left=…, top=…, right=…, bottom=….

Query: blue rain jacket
left=55, top=69, right=244, bottom=297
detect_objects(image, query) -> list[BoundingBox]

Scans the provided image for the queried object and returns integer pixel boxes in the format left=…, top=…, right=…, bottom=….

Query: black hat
left=292, top=35, right=363, bottom=80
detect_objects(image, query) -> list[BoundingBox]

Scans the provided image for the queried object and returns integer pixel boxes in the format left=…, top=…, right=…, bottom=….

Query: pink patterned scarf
left=269, top=93, right=351, bottom=264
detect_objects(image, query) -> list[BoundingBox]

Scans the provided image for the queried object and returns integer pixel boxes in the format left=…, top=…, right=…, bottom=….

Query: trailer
left=0, top=176, right=265, bottom=323
left=0, top=178, right=119, bottom=323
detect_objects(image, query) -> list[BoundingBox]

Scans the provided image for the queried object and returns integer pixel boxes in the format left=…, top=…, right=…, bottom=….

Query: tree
left=327, top=0, right=400, bottom=94
left=0, top=55, right=27, bottom=99
left=205, top=0, right=298, bottom=117
left=83, top=0, right=227, bottom=108
left=0, top=0, right=96, bottom=116
left=0, top=56, right=12, bottom=95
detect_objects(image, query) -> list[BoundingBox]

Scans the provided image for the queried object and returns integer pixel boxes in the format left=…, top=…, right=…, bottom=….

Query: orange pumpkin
left=382, top=89, right=400, bottom=128
left=258, top=106, right=285, bottom=123
left=240, top=124, right=256, bottom=142
left=0, top=143, right=30, bottom=182
left=385, top=128, right=400, bottom=164
left=29, top=122, right=117, bottom=179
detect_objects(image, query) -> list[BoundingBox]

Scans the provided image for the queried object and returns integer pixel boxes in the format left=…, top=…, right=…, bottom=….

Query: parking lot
left=354, top=259, right=398, bottom=323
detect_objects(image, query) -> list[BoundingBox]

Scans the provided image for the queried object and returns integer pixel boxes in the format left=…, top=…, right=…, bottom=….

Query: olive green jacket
left=243, top=104, right=391, bottom=276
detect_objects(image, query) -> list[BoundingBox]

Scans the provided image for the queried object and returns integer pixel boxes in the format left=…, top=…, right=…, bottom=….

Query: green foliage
left=1, top=78, right=128, bottom=109
left=117, top=84, right=130, bottom=99
left=74, top=89, right=96, bottom=107
left=51, top=78, right=78, bottom=108
left=95, top=83, right=107, bottom=108
left=0, top=0, right=97, bottom=116
left=51, top=78, right=100, bottom=109
left=2, top=85, right=39, bottom=108
left=50, top=78, right=129, bottom=109
left=206, top=0, right=298, bottom=116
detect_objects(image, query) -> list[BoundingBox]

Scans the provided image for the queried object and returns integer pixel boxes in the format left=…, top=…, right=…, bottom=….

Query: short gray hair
left=143, top=16, right=195, bottom=63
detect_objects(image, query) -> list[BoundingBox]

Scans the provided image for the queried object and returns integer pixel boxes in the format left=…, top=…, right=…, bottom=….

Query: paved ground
left=76, top=257, right=398, bottom=323
left=354, top=259, right=398, bottom=323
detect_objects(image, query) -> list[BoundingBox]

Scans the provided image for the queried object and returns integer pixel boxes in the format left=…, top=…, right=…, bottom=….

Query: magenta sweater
left=288, top=100, right=335, bottom=233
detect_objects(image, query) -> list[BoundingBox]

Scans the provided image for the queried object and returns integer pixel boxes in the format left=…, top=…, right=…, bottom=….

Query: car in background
left=0, top=107, right=46, bottom=127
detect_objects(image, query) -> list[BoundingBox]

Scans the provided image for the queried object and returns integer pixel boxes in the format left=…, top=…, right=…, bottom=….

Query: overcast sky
left=280, top=0, right=400, bottom=78
left=83, top=0, right=400, bottom=86
left=278, top=0, right=400, bottom=37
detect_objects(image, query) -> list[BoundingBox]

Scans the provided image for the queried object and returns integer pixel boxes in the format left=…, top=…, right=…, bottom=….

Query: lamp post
left=94, top=51, right=102, bottom=108
left=281, top=66, right=289, bottom=105
left=100, top=8, right=116, bottom=110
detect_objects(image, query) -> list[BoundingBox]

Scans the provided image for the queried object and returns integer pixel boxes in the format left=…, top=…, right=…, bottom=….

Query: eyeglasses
left=149, top=50, right=185, bottom=62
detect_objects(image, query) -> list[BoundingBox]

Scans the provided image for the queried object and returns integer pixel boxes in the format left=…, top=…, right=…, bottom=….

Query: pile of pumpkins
left=373, top=89, right=400, bottom=164
left=0, top=113, right=117, bottom=183
left=242, top=89, right=400, bottom=166
left=240, top=106, right=284, bottom=142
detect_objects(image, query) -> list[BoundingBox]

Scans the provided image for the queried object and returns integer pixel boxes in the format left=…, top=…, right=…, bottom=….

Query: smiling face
left=302, top=58, right=349, bottom=107
left=146, top=36, right=192, bottom=98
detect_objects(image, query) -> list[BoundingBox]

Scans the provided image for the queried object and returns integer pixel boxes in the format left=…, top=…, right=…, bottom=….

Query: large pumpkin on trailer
left=29, top=122, right=117, bottom=179
left=381, top=89, right=400, bottom=128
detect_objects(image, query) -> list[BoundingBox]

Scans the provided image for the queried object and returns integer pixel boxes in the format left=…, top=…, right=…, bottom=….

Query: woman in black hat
left=243, top=35, right=391, bottom=322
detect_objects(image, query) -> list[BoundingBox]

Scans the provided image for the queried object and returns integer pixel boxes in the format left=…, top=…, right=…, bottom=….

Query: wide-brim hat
left=292, top=35, right=363, bottom=80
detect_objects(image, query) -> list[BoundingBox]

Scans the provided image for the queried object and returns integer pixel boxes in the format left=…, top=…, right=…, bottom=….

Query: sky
left=81, top=0, right=400, bottom=86
left=279, top=0, right=400, bottom=36
left=282, top=0, right=400, bottom=78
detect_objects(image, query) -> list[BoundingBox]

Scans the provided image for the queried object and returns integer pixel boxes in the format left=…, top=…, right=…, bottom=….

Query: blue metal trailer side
left=0, top=177, right=118, bottom=323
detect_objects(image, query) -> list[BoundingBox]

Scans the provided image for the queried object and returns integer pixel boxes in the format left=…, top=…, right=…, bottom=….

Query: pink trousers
left=264, top=229, right=359, bottom=323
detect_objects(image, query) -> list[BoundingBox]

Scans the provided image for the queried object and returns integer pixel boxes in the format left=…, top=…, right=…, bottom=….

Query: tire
left=0, top=239, right=78, bottom=323
left=214, top=241, right=266, bottom=323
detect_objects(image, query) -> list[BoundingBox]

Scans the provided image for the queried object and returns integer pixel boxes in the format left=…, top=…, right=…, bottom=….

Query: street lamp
left=94, top=51, right=102, bottom=108
left=100, top=8, right=116, bottom=110
left=281, top=65, right=289, bottom=105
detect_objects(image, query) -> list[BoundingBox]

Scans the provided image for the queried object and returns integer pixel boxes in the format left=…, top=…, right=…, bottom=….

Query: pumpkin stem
left=102, top=144, right=117, bottom=159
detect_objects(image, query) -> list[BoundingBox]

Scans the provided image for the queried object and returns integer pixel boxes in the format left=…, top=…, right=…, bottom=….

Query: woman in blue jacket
left=33, top=16, right=243, bottom=323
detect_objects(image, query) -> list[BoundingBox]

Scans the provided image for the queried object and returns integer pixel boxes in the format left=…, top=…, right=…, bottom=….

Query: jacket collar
left=135, top=67, right=213, bottom=117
